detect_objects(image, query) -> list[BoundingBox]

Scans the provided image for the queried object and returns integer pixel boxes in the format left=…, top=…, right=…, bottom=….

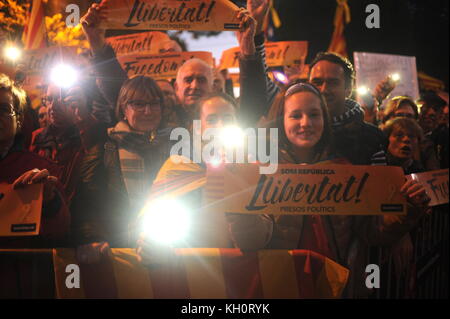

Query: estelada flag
left=22, top=0, right=48, bottom=50
left=53, top=248, right=349, bottom=299
left=327, top=0, right=350, bottom=58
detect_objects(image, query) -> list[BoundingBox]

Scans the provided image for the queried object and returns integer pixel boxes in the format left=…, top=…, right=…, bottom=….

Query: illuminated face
left=284, top=92, right=324, bottom=151
left=64, top=86, right=89, bottom=124
left=157, top=80, right=177, bottom=108
left=309, top=60, right=349, bottom=116
left=123, top=89, right=162, bottom=133
left=38, top=106, right=48, bottom=128
left=388, top=126, right=418, bottom=161
left=0, top=90, right=18, bottom=145
left=45, top=85, right=76, bottom=129
left=212, top=69, right=225, bottom=93
left=175, top=61, right=213, bottom=109
left=420, top=107, right=439, bottom=133
left=394, top=102, right=416, bottom=119
left=200, top=97, right=236, bottom=133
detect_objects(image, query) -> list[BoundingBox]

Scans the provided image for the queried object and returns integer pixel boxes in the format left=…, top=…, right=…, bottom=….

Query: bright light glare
left=50, top=64, right=78, bottom=88
left=220, top=126, right=244, bottom=149
left=273, top=71, right=289, bottom=84
left=140, top=199, right=191, bottom=245
left=4, top=46, right=21, bottom=62
left=357, top=86, right=369, bottom=96
left=390, top=73, right=401, bottom=82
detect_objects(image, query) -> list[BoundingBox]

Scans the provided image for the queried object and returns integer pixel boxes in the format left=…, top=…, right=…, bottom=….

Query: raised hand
left=236, top=8, right=257, bottom=57
left=80, top=1, right=108, bottom=53
left=248, top=0, right=271, bottom=35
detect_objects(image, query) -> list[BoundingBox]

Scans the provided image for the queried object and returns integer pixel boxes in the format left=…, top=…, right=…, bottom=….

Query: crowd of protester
left=0, top=1, right=448, bottom=298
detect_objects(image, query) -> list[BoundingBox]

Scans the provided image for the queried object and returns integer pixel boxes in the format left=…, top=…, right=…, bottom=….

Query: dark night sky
left=273, top=0, right=449, bottom=89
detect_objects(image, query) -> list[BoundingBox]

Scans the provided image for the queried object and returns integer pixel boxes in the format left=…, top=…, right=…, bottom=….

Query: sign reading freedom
left=105, top=31, right=171, bottom=56
left=204, top=164, right=407, bottom=215
left=407, top=169, right=449, bottom=207
left=0, top=183, right=43, bottom=237
left=102, top=0, right=241, bottom=31
left=219, top=41, right=308, bottom=69
left=117, top=51, right=214, bottom=79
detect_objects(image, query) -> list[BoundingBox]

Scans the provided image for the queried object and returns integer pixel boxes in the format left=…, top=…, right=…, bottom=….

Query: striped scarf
left=108, top=121, right=168, bottom=206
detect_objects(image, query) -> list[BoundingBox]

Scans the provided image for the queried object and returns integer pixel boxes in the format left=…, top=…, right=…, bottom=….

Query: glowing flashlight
left=50, top=64, right=78, bottom=88
left=140, top=198, right=191, bottom=245
left=4, top=46, right=21, bottom=62
left=273, top=71, right=289, bottom=85
left=357, top=86, right=369, bottom=96
left=390, top=73, right=401, bottom=82
left=219, top=126, right=244, bottom=148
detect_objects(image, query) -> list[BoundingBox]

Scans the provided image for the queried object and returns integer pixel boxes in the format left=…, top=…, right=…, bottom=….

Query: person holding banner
left=74, top=75, right=175, bottom=263
left=0, top=73, right=69, bottom=248
left=381, top=96, right=440, bottom=171
left=228, top=82, right=431, bottom=298
left=80, top=3, right=193, bottom=129
left=238, top=1, right=387, bottom=166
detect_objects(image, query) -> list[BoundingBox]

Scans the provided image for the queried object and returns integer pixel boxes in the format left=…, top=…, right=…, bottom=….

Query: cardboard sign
left=0, top=183, right=43, bottom=237
left=219, top=41, right=308, bottom=70
left=204, top=164, right=407, bottom=215
left=354, top=52, right=420, bottom=107
left=102, top=0, right=241, bottom=31
left=105, top=31, right=171, bottom=56
left=117, top=51, right=214, bottom=79
left=406, top=169, right=449, bottom=207
left=20, top=46, right=78, bottom=92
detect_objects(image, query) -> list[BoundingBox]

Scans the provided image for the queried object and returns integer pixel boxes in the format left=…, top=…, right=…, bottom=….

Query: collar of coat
left=331, top=99, right=365, bottom=129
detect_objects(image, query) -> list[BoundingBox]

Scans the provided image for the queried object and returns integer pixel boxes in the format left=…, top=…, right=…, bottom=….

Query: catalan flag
left=22, top=0, right=48, bottom=50
left=53, top=248, right=349, bottom=299
left=328, top=0, right=351, bottom=58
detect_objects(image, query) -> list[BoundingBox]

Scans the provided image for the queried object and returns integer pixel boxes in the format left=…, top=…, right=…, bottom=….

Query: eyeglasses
left=127, top=100, right=161, bottom=112
left=0, top=103, right=16, bottom=118
left=38, top=113, right=47, bottom=119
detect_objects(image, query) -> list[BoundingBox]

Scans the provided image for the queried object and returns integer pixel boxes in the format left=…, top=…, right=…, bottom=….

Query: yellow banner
left=204, top=164, right=407, bottom=215
left=219, top=41, right=308, bottom=70
left=117, top=51, right=214, bottom=79
left=407, top=169, right=449, bottom=207
left=105, top=31, right=171, bottom=57
left=0, top=183, right=43, bottom=237
left=102, top=0, right=241, bottom=31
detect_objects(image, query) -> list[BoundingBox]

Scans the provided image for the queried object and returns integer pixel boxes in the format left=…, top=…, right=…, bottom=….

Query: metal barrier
left=369, top=205, right=449, bottom=299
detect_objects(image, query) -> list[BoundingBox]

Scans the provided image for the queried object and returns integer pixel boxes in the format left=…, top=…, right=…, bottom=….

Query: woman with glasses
left=0, top=73, right=69, bottom=248
left=75, top=75, right=173, bottom=263
left=228, top=83, right=431, bottom=298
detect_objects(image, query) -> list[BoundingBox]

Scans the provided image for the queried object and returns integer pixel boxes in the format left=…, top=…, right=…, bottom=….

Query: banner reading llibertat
left=204, top=164, right=408, bottom=216
left=219, top=41, right=308, bottom=69
left=20, top=46, right=78, bottom=91
left=102, top=0, right=241, bottom=31
left=117, top=51, right=214, bottom=79
left=105, top=31, right=171, bottom=56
